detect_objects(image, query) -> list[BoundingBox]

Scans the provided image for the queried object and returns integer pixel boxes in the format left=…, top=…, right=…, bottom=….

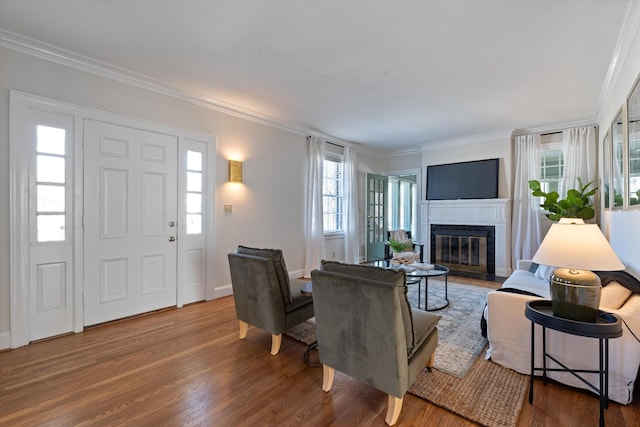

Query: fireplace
left=430, top=225, right=495, bottom=275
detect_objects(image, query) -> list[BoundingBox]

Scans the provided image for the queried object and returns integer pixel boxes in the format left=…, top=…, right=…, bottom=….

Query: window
left=323, top=157, right=344, bottom=233
left=185, top=150, right=203, bottom=234
left=539, top=149, right=564, bottom=195
left=36, top=125, right=67, bottom=242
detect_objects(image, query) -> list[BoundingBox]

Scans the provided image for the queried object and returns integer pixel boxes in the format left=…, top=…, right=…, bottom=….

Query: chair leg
left=322, top=364, right=335, bottom=392
left=270, top=334, right=282, bottom=355
left=238, top=320, right=248, bottom=339
left=426, top=352, right=436, bottom=372
left=385, top=395, right=403, bottom=426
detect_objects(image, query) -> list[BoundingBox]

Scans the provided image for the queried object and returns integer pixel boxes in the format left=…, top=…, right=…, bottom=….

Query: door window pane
left=37, top=215, right=65, bottom=242
left=37, top=126, right=65, bottom=155
left=186, top=214, right=202, bottom=235
left=37, top=185, right=65, bottom=212
left=187, top=150, right=202, bottom=171
left=187, top=171, right=202, bottom=192
left=186, top=193, right=202, bottom=213
left=37, top=155, right=66, bottom=183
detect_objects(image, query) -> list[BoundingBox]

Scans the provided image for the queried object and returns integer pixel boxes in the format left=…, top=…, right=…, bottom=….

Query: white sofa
left=485, top=260, right=640, bottom=404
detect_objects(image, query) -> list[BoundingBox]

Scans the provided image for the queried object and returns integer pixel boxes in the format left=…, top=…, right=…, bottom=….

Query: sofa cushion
left=534, top=264, right=557, bottom=281
left=600, top=281, right=632, bottom=310
left=321, top=260, right=415, bottom=355
left=237, top=246, right=292, bottom=303
left=410, top=309, right=440, bottom=358
left=502, top=269, right=551, bottom=298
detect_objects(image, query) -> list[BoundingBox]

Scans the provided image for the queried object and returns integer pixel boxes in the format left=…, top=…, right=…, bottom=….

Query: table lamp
left=531, top=218, right=625, bottom=322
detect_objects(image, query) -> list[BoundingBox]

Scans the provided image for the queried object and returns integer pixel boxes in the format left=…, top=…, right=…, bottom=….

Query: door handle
left=168, top=236, right=176, bottom=242
left=168, top=221, right=175, bottom=227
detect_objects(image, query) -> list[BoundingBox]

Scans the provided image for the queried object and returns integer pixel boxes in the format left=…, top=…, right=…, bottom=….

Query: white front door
left=83, top=120, right=178, bottom=326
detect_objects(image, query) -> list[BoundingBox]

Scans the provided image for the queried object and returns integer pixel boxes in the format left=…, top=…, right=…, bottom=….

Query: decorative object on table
left=385, top=230, right=425, bottom=263
left=531, top=218, right=625, bottom=322
left=389, top=237, right=419, bottom=264
left=528, top=178, right=597, bottom=221
left=413, top=262, right=435, bottom=271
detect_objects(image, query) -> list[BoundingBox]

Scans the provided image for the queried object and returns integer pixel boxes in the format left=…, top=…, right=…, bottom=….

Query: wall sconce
left=229, top=160, right=243, bottom=183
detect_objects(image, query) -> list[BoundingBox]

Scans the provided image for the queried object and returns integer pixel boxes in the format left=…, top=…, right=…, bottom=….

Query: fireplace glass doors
left=430, top=225, right=495, bottom=275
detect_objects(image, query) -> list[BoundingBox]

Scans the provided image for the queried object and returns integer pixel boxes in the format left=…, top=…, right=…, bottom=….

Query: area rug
left=284, top=279, right=490, bottom=378
left=406, top=279, right=489, bottom=377
left=408, top=355, right=528, bottom=427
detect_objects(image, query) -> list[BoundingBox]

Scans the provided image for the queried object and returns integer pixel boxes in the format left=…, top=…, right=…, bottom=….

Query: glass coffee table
left=367, top=260, right=449, bottom=311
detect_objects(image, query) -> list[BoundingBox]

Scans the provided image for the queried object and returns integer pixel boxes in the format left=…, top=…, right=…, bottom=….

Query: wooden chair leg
left=427, top=353, right=435, bottom=367
left=238, top=320, right=248, bottom=339
left=426, top=352, right=436, bottom=371
left=385, top=395, right=403, bottom=426
left=322, top=364, right=335, bottom=392
left=270, top=334, right=282, bottom=355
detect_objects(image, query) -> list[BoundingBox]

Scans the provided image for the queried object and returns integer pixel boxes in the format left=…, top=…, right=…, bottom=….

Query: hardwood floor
left=1, top=280, right=638, bottom=426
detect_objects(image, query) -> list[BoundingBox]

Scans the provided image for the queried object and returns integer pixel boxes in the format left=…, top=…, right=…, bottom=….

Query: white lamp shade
left=532, top=219, right=625, bottom=271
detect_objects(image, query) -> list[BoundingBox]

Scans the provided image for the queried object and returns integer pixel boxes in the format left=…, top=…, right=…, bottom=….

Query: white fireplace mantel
left=419, top=199, right=512, bottom=277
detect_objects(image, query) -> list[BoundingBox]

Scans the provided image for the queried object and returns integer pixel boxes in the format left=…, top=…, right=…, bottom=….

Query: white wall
left=421, top=134, right=512, bottom=200
left=598, top=7, right=640, bottom=276
left=0, top=47, right=300, bottom=342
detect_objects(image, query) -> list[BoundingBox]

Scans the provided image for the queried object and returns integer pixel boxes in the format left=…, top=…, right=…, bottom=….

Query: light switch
left=224, top=204, right=232, bottom=213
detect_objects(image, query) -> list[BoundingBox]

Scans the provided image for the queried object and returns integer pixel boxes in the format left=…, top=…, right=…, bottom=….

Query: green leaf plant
left=388, top=238, right=414, bottom=253
left=528, top=178, right=598, bottom=221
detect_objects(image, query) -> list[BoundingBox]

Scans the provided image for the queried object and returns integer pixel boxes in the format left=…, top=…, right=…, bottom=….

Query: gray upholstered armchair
left=227, top=246, right=314, bottom=355
left=311, top=261, right=440, bottom=426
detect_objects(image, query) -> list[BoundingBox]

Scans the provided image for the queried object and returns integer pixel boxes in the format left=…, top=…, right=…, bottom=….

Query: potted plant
left=528, top=178, right=597, bottom=221
left=388, top=238, right=414, bottom=253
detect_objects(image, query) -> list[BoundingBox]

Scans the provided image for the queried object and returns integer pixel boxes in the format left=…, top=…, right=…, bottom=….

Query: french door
left=366, top=173, right=388, bottom=260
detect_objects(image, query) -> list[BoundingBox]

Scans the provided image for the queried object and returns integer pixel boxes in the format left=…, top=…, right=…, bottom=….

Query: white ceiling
left=0, top=1, right=632, bottom=153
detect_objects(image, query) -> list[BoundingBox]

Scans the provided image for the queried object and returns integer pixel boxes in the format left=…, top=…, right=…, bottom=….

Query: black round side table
left=525, top=300, right=622, bottom=427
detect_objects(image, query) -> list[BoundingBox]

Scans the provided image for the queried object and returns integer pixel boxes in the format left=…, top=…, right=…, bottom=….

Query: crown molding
left=512, top=119, right=596, bottom=137
left=420, top=129, right=513, bottom=151
left=0, top=29, right=385, bottom=156
left=594, top=0, right=640, bottom=124
left=0, top=29, right=359, bottom=144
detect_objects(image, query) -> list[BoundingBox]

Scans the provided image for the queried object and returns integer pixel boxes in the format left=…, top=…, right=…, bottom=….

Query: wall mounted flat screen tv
left=426, top=158, right=499, bottom=200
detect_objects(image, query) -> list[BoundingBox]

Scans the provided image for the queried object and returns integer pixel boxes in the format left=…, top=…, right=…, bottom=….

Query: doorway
left=365, top=170, right=420, bottom=261
left=9, top=92, right=214, bottom=347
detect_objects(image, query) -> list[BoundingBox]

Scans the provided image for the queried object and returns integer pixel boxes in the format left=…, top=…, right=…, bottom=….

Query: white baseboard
left=0, top=331, right=11, bottom=350
left=289, top=269, right=306, bottom=279
left=212, top=284, right=233, bottom=300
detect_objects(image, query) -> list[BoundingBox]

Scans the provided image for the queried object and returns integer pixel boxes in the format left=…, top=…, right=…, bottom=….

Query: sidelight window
left=186, top=150, right=203, bottom=234
left=36, top=125, right=67, bottom=242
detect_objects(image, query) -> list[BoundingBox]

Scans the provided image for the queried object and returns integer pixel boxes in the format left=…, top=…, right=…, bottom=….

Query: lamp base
left=549, top=268, right=601, bottom=323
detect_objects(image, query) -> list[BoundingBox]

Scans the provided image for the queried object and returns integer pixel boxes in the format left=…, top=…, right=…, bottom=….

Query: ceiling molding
left=0, top=29, right=367, bottom=151
left=512, top=119, right=597, bottom=137
left=594, top=0, right=640, bottom=124
left=420, top=130, right=514, bottom=151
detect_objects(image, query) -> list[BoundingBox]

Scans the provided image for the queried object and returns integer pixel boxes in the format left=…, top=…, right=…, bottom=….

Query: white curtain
left=511, top=133, right=542, bottom=265
left=303, top=136, right=326, bottom=277
left=561, top=127, right=596, bottom=197
left=343, top=146, right=359, bottom=264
